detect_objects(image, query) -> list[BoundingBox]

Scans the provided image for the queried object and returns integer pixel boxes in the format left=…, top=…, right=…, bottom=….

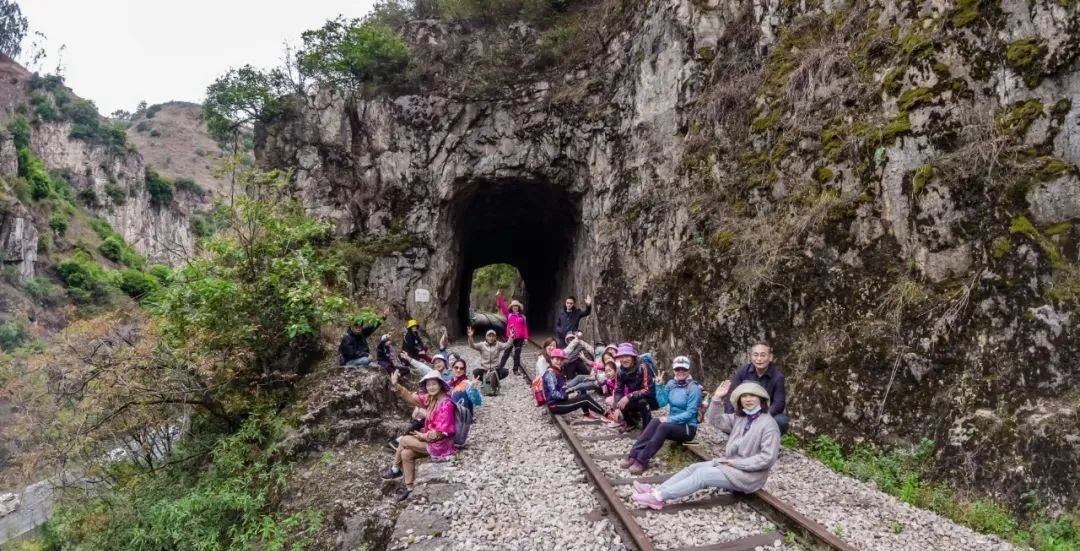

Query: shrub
left=190, top=213, right=214, bottom=238
left=89, top=218, right=116, bottom=239
left=118, top=268, right=159, bottom=298
left=104, top=182, right=127, bottom=205
left=48, top=212, right=69, bottom=236
left=99, top=235, right=145, bottom=270
left=149, top=129, right=161, bottom=137
left=298, top=18, right=411, bottom=89
left=134, top=120, right=151, bottom=132
left=175, top=178, right=205, bottom=197
left=24, top=276, right=64, bottom=306
left=7, top=115, right=30, bottom=149
left=145, top=167, right=174, bottom=208
left=56, top=253, right=116, bottom=304
left=0, top=321, right=27, bottom=352
left=145, top=104, right=162, bottom=118
left=76, top=187, right=101, bottom=209
left=18, top=147, right=53, bottom=200
left=147, top=264, right=172, bottom=284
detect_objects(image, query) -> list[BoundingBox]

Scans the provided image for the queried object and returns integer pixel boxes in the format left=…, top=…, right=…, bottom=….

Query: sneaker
left=387, top=437, right=400, bottom=451
left=633, top=481, right=654, bottom=494
left=619, top=457, right=635, bottom=469
left=628, top=461, right=646, bottom=475
left=396, top=487, right=412, bottom=501
left=584, top=411, right=604, bottom=421
left=632, top=491, right=664, bottom=510
left=380, top=466, right=403, bottom=480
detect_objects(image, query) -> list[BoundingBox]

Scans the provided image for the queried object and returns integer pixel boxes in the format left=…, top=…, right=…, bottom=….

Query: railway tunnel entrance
left=450, top=178, right=580, bottom=336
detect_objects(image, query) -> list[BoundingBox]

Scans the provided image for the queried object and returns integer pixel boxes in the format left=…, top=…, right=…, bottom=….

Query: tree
left=298, top=18, right=410, bottom=91
left=0, top=0, right=28, bottom=59
left=202, top=65, right=291, bottom=147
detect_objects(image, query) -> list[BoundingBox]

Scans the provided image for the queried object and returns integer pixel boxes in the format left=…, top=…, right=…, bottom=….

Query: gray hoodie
left=705, top=400, right=781, bottom=493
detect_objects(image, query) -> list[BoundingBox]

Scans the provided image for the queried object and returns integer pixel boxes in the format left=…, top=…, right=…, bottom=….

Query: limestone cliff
left=262, top=0, right=1080, bottom=510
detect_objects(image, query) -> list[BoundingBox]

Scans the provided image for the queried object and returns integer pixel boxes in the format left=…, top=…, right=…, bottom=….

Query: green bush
left=0, top=321, right=27, bottom=352
left=17, top=147, right=53, bottom=200
left=76, top=187, right=101, bottom=209
left=147, top=264, right=173, bottom=284
left=24, top=276, right=64, bottom=306
left=99, top=235, right=145, bottom=270
left=8, top=115, right=31, bottom=149
left=145, top=167, right=174, bottom=208
left=190, top=213, right=214, bottom=238
left=104, top=182, right=127, bottom=205
left=298, top=18, right=411, bottom=89
left=48, top=212, right=69, bottom=236
left=145, top=104, right=162, bottom=118
left=175, top=177, right=205, bottom=197
left=118, top=268, right=159, bottom=298
left=56, top=253, right=116, bottom=304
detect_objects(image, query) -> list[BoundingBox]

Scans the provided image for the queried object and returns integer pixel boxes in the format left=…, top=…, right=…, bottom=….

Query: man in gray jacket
left=466, top=327, right=511, bottom=384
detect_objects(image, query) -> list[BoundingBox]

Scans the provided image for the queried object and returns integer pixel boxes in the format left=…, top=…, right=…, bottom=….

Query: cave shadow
left=448, top=177, right=580, bottom=336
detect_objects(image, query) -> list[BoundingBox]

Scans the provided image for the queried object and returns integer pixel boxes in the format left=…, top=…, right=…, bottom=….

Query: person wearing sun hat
left=621, top=355, right=702, bottom=474
left=612, top=342, right=658, bottom=431
left=495, top=290, right=529, bottom=375
left=402, top=318, right=432, bottom=363
left=632, top=380, right=780, bottom=510
left=381, top=369, right=458, bottom=500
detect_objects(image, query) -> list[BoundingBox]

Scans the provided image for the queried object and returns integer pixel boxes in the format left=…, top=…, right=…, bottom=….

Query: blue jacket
left=665, top=379, right=702, bottom=427
left=542, top=368, right=567, bottom=403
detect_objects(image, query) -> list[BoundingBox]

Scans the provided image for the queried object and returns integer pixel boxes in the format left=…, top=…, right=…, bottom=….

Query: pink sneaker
left=632, top=491, right=664, bottom=510
left=633, top=481, right=654, bottom=494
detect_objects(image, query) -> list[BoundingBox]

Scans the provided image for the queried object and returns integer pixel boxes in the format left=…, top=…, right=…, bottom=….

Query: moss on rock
left=1005, top=39, right=1046, bottom=88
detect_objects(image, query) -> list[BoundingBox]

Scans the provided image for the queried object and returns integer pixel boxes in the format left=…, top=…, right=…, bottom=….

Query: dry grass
left=930, top=102, right=1010, bottom=186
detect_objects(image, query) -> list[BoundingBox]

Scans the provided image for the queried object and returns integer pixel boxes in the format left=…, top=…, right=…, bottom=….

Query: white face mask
left=742, top=405, right=762, bottom=416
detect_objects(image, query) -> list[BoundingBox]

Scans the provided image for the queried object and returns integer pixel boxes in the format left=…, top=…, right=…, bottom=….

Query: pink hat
left=550, top=348, right=567, bottom=360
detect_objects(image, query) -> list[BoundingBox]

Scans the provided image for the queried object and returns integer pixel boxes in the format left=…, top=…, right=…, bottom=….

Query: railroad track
left=518, top=338, right=855, bottom=551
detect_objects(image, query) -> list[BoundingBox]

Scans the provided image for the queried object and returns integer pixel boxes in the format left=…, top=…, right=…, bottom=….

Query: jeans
left=548, top=394, right=606, bottom=416
left=628, top=420, right=696, bottom=465
left=498, top=338, right=525, bottom=370
left=344, top=356, right=371, bottom=367
left=566, top=380, right=600, bottom=394
left=564, top=374, right=592, bottom=388
left=657, top=460, right=736, bottom=501
left=774, top=414, right=790, bottom=435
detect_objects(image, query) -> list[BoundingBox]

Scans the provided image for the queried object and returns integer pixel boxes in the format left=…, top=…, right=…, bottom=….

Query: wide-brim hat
left=406, top=319, right=419, bottom=329
left=510, top=300, right=524, bottom=311
left=418, top=370, right=450, bottom=394
left=730, top=382, right=769, bottom=406
left=485, top=329, right=497, bottom=337
left=614, top=342, right=638, bottom=358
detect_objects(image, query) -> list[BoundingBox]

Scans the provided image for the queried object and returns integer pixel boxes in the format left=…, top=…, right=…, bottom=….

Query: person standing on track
left=612, top=343, right=658, bottom=432
left=621, top=356, right=702, bottom=474
left=554, top=295, right=592, bottom=347
left=632, top=381, right=780, bottom=510
left=723, top=342, right=789, bottom=434
left=382, top=370, right=459, bottom=500
left=542, top=348, right=607, bottom=419
left=496, top=290, right=528, bottom=375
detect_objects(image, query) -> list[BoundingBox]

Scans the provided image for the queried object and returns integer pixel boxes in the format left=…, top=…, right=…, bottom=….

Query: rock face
left=0, top=190, right=37, bottom=283
left=263, top=0, right=1080, bottom=510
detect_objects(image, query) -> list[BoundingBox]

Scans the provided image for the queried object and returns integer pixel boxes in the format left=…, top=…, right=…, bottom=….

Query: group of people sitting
left=340, top=293, right=792, bottom=507
left=536, top=327, right=790, bottom=510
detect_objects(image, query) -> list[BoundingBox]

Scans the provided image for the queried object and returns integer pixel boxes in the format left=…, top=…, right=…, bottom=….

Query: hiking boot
left=632, top=491, right=664, bottom=510
left=628, top=461, right=646, bottom=475
left=633, top=481, right=654, bottom=494
left=619, top=457, right=635, bottom=469
left=387, top=437, right=400, bottom=451
left=380, top=466, right=402, bottom=480
left=395, top=487, right=412, bottom=501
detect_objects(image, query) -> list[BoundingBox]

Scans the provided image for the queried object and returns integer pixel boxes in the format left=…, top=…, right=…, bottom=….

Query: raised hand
left=585, top=295, right=592, bottom=306
left=390, top=369, right=400, bottom=386
left=714, top=380, right=731, bottom=400
left=466, top=326, right=474, bottom=337
left=496, top=289, right=502, bottom=297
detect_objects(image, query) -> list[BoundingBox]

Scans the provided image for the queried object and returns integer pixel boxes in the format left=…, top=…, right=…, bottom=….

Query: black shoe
left=387, top=437, right=400, bottom=451
left=381, top=466, right=403, bottom=480
left=396, top=487, right=412, bottom=501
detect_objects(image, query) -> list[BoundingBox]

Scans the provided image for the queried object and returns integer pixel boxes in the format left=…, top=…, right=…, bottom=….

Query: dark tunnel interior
left=451, top=179, right=579, bottom=335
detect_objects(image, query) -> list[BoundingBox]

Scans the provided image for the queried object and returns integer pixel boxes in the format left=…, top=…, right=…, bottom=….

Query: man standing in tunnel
left=555, top=295, right=592, bottom=347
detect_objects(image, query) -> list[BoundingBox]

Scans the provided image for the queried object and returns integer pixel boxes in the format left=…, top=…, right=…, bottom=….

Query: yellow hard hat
left=406, top=319, right=419, bottom=329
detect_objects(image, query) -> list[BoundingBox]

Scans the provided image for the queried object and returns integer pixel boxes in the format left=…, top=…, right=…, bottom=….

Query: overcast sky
left=17, top=0, right=378, bottom=115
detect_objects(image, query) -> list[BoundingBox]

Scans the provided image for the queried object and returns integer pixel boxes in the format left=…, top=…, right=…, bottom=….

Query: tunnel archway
left=450, top=178, right=580, bottom=336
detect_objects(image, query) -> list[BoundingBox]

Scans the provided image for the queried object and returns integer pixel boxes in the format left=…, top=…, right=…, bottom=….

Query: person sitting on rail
left=495, top=290, right=528, bottom=375
left=542, top=348, right=608, bottom=419
left=447, top=357, right=476, bottom=415
left=466, top=327, right=512, bottom=382
left=382, top=370, right=458, bottom=500
left=612, top=343, right=658, bottom=432
left=534, top=337, right=557, bottom=379
left=554, top=295, right=592, bottom=347
left=632, top=381, right=780, bottom=510
left=338, top=310, right=385, bottom=368
left=402, top=319, right=433, bottom=363
left=564, top=358, right=608, bottom=395
left=724, top=342, right=789, bottom=434
left=621, top=356, right=702, bottom=474
left=562, top=331, right=593, bottom=379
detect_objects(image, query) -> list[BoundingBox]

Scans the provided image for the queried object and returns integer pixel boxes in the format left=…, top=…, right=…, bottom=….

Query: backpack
left=639, top=354, right=659, bottom=408
left=531, top=374, right=547, bottom=407
left=481, top=369, right=500, bottom=396
left=452, top=398, right=473, bottom=448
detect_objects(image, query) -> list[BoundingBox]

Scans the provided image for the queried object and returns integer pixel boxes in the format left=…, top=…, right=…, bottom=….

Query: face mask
left=742, top=405, right=761, bottom=416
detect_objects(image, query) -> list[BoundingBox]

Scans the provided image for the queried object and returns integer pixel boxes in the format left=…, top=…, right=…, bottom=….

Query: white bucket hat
left=730, top=382, right=769, bottom=407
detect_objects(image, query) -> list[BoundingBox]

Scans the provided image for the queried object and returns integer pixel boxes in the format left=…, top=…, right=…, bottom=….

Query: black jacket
left=338, top=320, right=381, bottom=364
left=554, top=304, right=592, bottom=337
left=403, top=329, right=425, bottom=358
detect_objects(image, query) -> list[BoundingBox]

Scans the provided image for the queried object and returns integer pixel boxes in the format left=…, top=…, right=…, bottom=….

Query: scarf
left=741, top=408, right=762, bottom=435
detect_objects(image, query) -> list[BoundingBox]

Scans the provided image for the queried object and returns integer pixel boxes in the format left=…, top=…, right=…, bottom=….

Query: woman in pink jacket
left=496, top=290, right=528, bottom=375
left=382, top=370, right=457, bottom=500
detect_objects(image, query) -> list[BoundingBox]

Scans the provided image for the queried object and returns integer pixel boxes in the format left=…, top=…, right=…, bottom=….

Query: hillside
left=126, top=101, right=229, bottom=196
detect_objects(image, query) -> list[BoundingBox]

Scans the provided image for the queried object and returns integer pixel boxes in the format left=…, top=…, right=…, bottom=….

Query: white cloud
left=17, top=0, right=378, bottom=114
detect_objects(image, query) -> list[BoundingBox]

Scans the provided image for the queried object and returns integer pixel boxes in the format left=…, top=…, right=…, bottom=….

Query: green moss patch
left=1006, top=39, right=1047, bottom=88
left=911, top=164, right=936, bottom=194
left=995, top=100, right=1044, bottom=139
left=899, top=87, right=936, bottom=111
left=951, top=0, right=1002, bottom=28
left=813, top=166, right=835, bottom=183
left=991, top=237, right=1012, bottom=260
